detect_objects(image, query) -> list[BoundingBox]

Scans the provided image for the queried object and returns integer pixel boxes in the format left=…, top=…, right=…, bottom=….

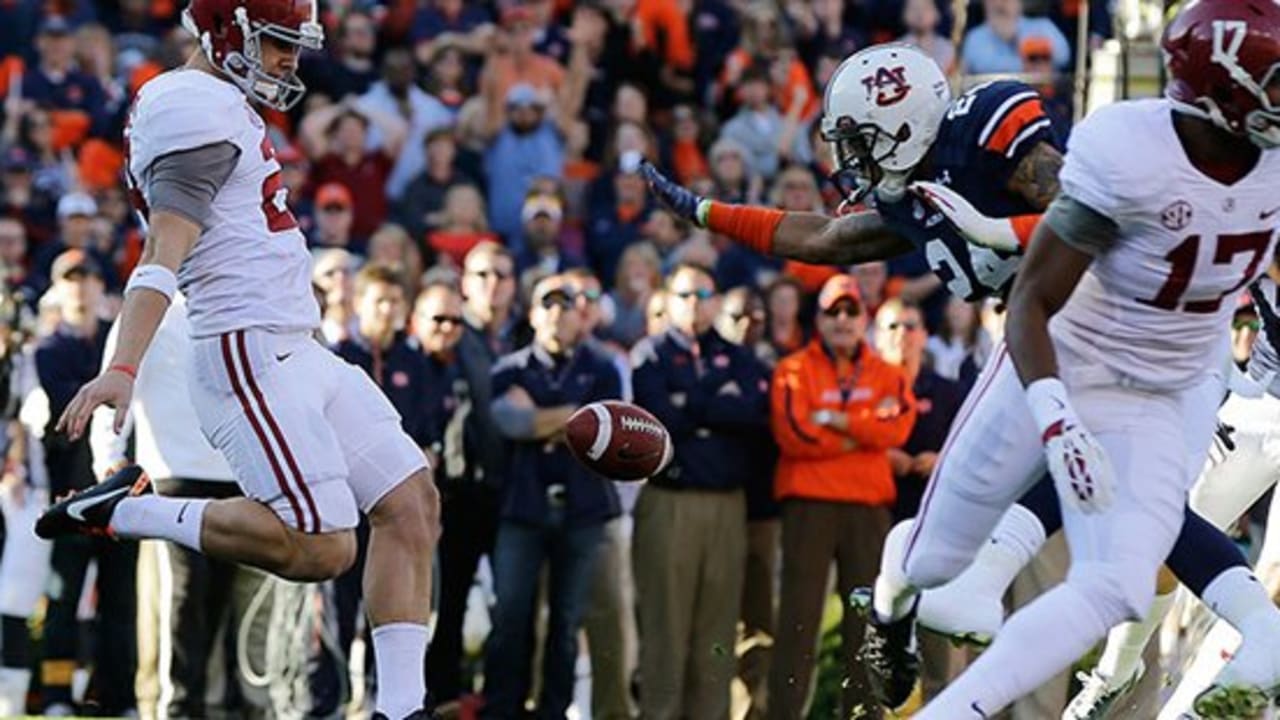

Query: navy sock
left=1166, top=507, right=1247, bottom=597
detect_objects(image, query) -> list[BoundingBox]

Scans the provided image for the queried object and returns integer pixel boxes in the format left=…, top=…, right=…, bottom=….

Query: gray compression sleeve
left=1042, top=193, right=1120, bottom=257
left=146, top=142, right=241, bottom=228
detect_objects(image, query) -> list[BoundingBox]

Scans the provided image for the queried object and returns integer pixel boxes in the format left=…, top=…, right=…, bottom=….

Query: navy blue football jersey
left=876, top=81, right=1061, bottom=301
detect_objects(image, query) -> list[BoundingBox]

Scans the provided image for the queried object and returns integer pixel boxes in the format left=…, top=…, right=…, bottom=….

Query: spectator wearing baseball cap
left=481, top=82, right=573, bottom=249
left=483, top=273, right=622, bottom=720
left=515, top=192, right=581, bottom=284
left=307, top=183, right=360, bottom=254
left=34, top=192, right=117, bottom=295
left=767, top=273, right=917, bottom=720
left=37, top=245, right=133, bottom=715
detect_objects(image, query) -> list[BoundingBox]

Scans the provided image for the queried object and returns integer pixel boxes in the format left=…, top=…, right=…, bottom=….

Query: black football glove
left=639, top=160, right=708, bottom=227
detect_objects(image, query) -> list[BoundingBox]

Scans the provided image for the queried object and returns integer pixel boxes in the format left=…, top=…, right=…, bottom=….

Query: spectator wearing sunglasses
left=630, top=263, right=770, bottom=720
left=414, top=280, right=488, bottom=708
left=768, top=274, right=916, bottom=720
left=873, top=297, right=967, bottom=701
left=483, top=273, right=622, bottom=719
left=562, top=266, right=640, bottom=720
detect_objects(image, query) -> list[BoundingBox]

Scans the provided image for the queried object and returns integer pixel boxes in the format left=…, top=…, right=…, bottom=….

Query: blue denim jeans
left=482, top=511, right=605, bottom=719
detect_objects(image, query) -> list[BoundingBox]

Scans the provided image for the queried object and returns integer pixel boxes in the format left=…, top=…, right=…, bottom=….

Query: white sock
left=1202, top=566, right=1273, bottom=630
left=1095, top=590, right=1175, bottom=687
left=918, top=583, right=1111, bottom=718
left=372, top=622, right=429, bottom=718
left=874, top=520, right=919, bottom=623
left=111, top=496, right=207, bottom=551
left=0, top=667, right=30, bottom=716
left=980, top=503, right=1047, bottom=592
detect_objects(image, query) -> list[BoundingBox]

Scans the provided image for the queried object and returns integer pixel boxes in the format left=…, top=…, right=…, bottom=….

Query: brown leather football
left=564, top=401, right=672, bottom=481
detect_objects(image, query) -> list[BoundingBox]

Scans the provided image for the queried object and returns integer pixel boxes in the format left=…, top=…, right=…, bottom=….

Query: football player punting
left=32, top=2, right=439, bottom=719
left=641, top=3, right=1280, bottom=714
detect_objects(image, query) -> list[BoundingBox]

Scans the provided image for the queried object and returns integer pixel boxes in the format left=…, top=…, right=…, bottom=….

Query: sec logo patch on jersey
left=1161, top=200, right=1194, bottom=231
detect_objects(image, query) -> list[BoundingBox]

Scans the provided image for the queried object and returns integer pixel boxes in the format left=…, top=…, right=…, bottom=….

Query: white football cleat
left=1063, top=662, right=1145, bottom=720
left=1193, top=630, right=1280, bottom=719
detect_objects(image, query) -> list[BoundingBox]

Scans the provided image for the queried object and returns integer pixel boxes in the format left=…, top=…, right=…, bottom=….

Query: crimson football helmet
left=1163, top=0, right=1280, bottom=148
left=182, top=0, right=323, bottom=111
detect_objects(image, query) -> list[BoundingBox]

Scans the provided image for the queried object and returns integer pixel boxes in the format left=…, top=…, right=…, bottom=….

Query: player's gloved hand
left=639, top=160, right=709, bottom=227
left=909, top=181, right=1023, bottom=254
left=1026, top=377, right=1115, bottom=514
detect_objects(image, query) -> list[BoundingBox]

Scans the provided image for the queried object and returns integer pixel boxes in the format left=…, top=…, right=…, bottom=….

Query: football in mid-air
left=565, top=401, right=672, bottom=481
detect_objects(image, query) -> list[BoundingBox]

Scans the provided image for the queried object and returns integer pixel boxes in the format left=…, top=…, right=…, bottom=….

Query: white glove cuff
left=1026, top=377, right=1073, bottom=436
left=125, top=263, right=178, bottom=302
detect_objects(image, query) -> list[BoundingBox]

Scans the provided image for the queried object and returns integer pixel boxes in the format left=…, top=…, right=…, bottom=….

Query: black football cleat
left=35, top=464, right=151, bottom=539
left=851, top=586, right=922, bottom=710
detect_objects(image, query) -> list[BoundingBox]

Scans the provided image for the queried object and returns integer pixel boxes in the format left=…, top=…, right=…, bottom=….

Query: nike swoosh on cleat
left=275, top=352, right=292, bottom=362
left=66, top=487, right=128, bottom=522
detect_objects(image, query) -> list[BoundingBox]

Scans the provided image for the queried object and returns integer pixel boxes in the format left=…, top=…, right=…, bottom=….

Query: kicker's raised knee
left=272, top=528, right=357, bottom=581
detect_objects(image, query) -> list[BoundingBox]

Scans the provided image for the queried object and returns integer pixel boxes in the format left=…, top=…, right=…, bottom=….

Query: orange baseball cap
left=315, top=182, right=353, bottom=209
left=817, top=273, right=862, bottom=311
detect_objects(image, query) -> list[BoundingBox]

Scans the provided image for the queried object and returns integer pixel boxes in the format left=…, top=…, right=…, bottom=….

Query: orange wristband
left=108, top=364, right=138, bottom=380
left=705, top=202, right=786, bottom=255
left=1010, top=214, right=1041, bottom=250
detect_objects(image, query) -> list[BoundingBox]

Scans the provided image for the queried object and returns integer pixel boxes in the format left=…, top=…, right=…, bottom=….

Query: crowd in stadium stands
left=0, top=0, right=1116, bottom=717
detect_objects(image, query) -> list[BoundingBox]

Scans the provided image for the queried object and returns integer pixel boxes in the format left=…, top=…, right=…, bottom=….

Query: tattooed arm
left=1007, top=142, right=1065, bottom=212
left=772, top=210, right=915, bottom=265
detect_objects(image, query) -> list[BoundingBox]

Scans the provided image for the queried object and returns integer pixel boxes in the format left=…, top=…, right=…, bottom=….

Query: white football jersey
left=1050, top=99, right=1280, bottom=391
left=125, top=69, right=319, bottom=338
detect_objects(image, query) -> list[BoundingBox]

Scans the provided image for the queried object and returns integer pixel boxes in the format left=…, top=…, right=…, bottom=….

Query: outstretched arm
left=770, top=210, right=914, bottom=265
left=640, top=161, right=912, bottom=265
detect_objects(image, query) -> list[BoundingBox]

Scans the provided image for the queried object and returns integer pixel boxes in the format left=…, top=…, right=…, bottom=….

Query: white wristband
left=1025, top=376, right=1072, bottom=435
left=125, top=264, right=178, bottom=302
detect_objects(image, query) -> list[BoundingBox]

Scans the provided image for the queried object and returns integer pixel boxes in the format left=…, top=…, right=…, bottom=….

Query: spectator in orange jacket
left=767, top=273, right=916, bottom=720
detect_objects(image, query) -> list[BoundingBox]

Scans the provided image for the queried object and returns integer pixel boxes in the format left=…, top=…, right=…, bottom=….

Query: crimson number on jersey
left=1137, top=231, right=1272, bottom=313
left=259, top=136, right=298, bottom=232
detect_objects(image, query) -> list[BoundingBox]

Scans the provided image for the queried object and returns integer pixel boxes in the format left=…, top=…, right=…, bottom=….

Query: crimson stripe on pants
left=235, top=330, right=321, bottom=534
left=221, top=332, right=306, bottom=531
left=903, top=343, right=1009, bottom=569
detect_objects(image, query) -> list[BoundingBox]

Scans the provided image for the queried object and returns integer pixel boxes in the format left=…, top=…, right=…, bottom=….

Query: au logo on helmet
left=861, top=66, right=912, bottom=107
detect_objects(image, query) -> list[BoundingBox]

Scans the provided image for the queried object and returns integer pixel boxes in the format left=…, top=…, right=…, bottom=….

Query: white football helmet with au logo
left=821, top=44, right=951, bottom=205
